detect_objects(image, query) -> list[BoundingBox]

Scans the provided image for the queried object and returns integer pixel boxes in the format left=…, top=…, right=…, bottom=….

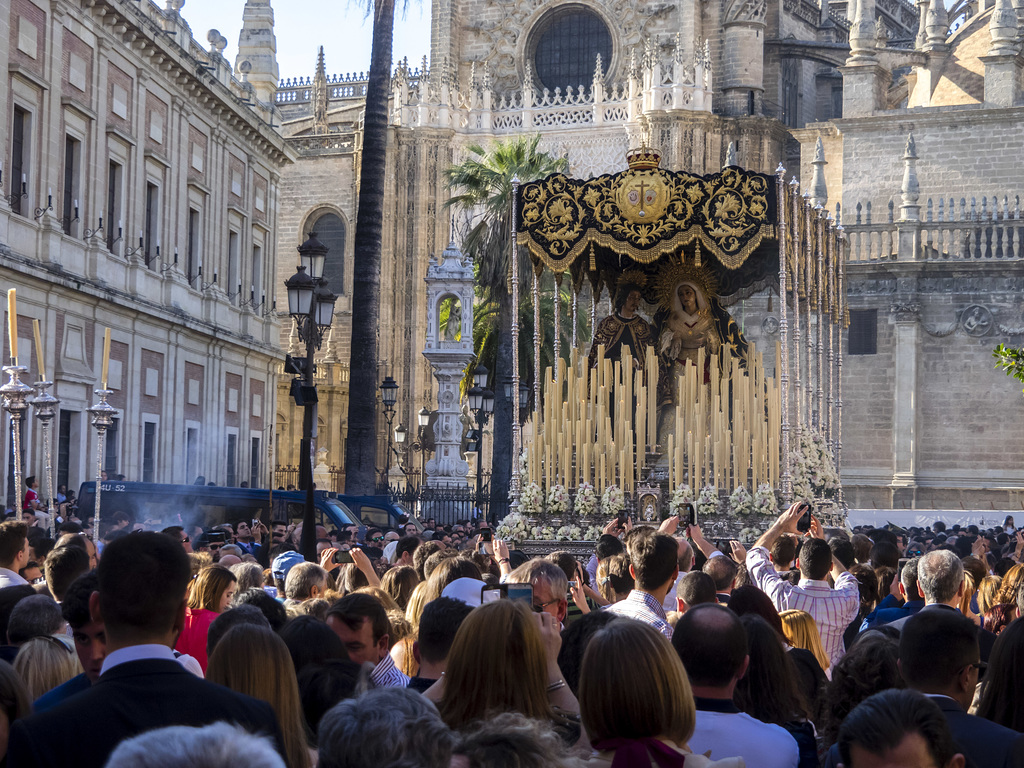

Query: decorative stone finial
left=925, top=0, right=949, bottom=48
left=848, top=0, right=879, bottom=61
left=988, top=0, right=1020, bottom=55
left=312, top=46, right=329, bottom=135
left=809, top=136, right=828, bottom=208
left=724, top=141, right=738, bottom=169
left=900, top=132, right=920, bottom=222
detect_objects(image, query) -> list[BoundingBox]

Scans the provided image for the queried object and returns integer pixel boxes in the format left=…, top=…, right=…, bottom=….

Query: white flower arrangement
left=738, top=525, right=765, bottom=542
left=602, top=485, right=625, bottom=517
left=790, top=430, right=841, bottom=501
left=575, top=482, right=598, bottom=518
left=519, top=482, right=544, bottom=517
left=495, top=511, right=529, bottom=543
left=728, top=485, right=753, bottom=517
left=668, top=484, right=695, bottom=517
left=555, top=524, right=583, bottom=541
left=696, top=485, right=720, bottom=517
left=518, top=450, right=529, bottom=476
left=547, top=484, right=570, bottom=517
left=753, top=483, right=778, bottom=517
left=531, top=525, right=556, bottom=540
left=583, top=525, right=604, bottom=541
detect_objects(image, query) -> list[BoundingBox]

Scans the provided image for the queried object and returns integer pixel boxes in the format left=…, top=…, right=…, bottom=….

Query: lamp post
left=394, top=422, right=408, bottom=480
left=284, top=231, right=337, bottom=562
left=379, top=376, right=399, bottom=489
left=468, top=365, right=495, bottom=522
left=416, top=406, right=431, bottom=487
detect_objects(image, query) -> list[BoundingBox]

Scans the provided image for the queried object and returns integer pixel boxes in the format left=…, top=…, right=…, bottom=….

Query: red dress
left=174, top=607, right=218, bottom=672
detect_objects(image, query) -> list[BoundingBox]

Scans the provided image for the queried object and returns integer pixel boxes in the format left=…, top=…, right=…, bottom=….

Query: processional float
left=500, top=143, right=848, bottom=542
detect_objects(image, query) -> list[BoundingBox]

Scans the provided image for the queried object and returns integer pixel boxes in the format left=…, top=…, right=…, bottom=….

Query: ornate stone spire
left=724, top=141, right=738, bottom=169
left=989, top=0, right=1020, bottom=55
left=312, top=46, right=328, bottom=135
left=235, top=0, right=279, bottom=104
left=925, top=0, right=949, bottom=49
left=847, top=0, right=879, bottom=61
left=899, top=133, right=920, bottom=222
left=810, top=136, right=828, bottom=209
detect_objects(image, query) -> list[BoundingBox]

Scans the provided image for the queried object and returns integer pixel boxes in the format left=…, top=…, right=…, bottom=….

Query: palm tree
left=445, top=136, right=567, bottom=515
left=344, top=0, right=396, bottom=494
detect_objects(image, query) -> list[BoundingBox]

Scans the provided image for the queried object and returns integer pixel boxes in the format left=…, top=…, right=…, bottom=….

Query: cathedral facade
left=264, top=0, right=1022, bottom=510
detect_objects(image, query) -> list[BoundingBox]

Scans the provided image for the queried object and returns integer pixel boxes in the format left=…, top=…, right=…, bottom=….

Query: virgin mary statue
left=654, top=260, right=748, bottom=419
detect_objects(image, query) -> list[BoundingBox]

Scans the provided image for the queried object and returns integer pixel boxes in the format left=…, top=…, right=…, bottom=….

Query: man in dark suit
left=860, top=556, right=925, bottom=631
left=8, top=532, right=283, bottom=768
left=899, top=608, right=1024, bottom=768
left=887, top=550, right=996, bottom=662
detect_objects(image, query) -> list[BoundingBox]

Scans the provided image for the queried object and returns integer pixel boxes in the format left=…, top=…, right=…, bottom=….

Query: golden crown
left=655, top=258, right=718, bottom=311
left=626, top=145, right=662, bottom=171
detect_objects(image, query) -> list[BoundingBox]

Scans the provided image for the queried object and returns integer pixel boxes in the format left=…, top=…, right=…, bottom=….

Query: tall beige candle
left=101, top=327, right=111, bottom=389
left=32, top=319, right=45, bottom=381
left=6, top=289, right=17, bottom=364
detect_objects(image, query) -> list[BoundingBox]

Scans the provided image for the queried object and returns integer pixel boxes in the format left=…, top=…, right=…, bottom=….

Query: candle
left=101, top=327, right=111, bottom=389
left=7, top=289, right=17, bottom=363
left=32, top=319, right=45, bottom=381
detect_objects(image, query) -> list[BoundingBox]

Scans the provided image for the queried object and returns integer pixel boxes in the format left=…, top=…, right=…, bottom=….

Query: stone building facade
left=0, top=0, right=292, bottom=501
left=261, top=0, right=1021, bottom=509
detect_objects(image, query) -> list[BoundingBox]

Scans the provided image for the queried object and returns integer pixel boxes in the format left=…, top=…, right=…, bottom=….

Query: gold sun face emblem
left=616, top=170, right=669, bottom=224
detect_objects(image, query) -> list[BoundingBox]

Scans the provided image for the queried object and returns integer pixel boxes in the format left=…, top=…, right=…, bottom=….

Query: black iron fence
left=379, top=474, right=503, bottom=527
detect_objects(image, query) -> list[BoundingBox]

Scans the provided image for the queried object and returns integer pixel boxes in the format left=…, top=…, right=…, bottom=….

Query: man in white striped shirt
left=746, top=502, right=860, bottom=667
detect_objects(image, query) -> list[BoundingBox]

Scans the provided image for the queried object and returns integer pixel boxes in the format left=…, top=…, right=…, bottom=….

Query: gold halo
left=616, top=269, right=648, bottom=291
left=655, top=259, right=718, bottom=310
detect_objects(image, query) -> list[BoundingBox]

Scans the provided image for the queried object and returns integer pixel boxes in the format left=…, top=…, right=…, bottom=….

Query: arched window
left=309, top=212, right=346, bottom=295
left=530, top=6, right=613, bottom=93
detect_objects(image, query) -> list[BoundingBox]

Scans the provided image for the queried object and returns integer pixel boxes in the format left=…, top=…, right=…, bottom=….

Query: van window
left=360, top=506, right=391, bottom=527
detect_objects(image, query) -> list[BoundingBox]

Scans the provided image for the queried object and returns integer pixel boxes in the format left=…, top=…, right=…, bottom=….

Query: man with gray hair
left=887, top=549, right=996, bottom=661
left=7, top=594, right=65, bottom=644
left=318, top=687, right=455, bottom=768
left=105, top=722, right=284, bottom=768
left=284, top=562, right=328, bottom=603
left=508, top=558, right=569, bottom=625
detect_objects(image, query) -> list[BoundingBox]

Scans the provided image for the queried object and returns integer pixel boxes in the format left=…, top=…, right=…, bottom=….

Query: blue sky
left=182, top=0, right=431, bottom=81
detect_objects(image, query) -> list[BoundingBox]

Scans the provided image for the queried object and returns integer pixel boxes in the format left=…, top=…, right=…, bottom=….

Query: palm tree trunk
left=344, top=0, right=395, bottom=495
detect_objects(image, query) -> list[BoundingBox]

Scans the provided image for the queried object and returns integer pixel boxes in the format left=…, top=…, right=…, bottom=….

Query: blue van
left=331, top=495, right=421, bottom=531
left=77, top=481, right=358, bottom=532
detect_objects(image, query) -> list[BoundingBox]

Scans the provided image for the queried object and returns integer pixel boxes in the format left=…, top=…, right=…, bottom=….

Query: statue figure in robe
left=588, top=280, right=653, bottom=371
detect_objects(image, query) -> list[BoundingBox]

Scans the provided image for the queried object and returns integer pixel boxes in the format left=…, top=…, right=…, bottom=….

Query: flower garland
left=790, top=430, right=841, bottom=501
left=753, top=483, right=778, bottom=517
left=547, top=484, right=570, bottom=517
left=602, top=485, right=625, bottom=517
left=696, top=485, right=720, bottom=517
left=520, top=482, right=544, bottom=517
left=583, top=524, right=604, bottom=541
left=555, top=524, right=583, bottom=541
left=728, top=485, right=753, bottom=517
left=575, top=482, right=597, bottom=518
left=495, top=511, right=530, bottom=543
left=668, top=484, right=695, bottom=517
left=531, top=524, right=557, bottom=540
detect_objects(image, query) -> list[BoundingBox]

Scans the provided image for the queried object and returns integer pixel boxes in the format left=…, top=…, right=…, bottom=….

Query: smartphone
left=567, top=580, right=577, bottom=589
left=796, top=503, right=813, bottom=534
left=480, top=583, right=534, bottom=606
left=252, top=518, right=260, bottom=529
left=333, top=550, right=354, bottom=564
left=616, top=511, right=628, bottom=527
left=897, top=557, right=911, bottom=574
left=682, top=502, right=696, bottom=528
left=480, top=528, right=493, bottom=542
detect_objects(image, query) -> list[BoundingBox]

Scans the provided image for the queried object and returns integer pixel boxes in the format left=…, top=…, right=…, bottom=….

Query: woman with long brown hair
left=174, top=564, right=236, bottom=672
left=207, top=624, right=313, bottom=768
left=427, top=599, right=582, bottom=745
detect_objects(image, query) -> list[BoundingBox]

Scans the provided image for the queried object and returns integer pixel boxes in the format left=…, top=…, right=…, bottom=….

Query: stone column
left=720, top=0, right=767, bottom=115
left=842, top=0, right=888, bottom=116
left=890, top=303, right=920, bottom=507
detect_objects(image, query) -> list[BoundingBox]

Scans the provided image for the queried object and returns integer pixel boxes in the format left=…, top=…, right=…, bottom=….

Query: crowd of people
left=0, top=499, right=1022, bottom=767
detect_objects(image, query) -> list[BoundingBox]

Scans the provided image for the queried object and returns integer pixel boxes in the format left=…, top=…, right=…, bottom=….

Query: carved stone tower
left=422, top=240, right=476, bottom=488
left=235, top=0, right=280, bottom=104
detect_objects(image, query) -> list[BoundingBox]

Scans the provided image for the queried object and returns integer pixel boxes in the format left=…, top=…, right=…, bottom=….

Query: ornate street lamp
left=468, top=368, right=495, bottom=522
left=379, top=376, right=399, bottom=488
left=285, top=231, right=337, bottom=562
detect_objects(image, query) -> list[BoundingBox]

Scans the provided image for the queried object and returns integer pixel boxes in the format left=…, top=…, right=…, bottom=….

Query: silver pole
left=30, top=381, right=59, bottom=537
left=510, top=176, right=522, bottom=508
left=88, top=389, right=117, bottom=541
left=776, top=166, right=792, bottom=502
left=816, top=205, right=825, bottom=429
left=1, top=366, right=32, bottom=514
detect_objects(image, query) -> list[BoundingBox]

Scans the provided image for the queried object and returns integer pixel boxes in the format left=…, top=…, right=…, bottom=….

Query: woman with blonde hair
left=978, top=574, right=1003, bottom=617
left=994, top=563, right=1024, bottom=606
left=208, top=624, right=312, bottom=768
left=404, top=580, right=431, bottom=632
left=429, top=599, right=582, bottom=745
left=13, top=636, right=82, bottom=701
left=779, top=609, right=831, bottom=679
left=175, top=565, right=237, bottom=671
left=579, top=619, right=742, bottom=767
left=958, top=570, right=981, bottom=625
left=596, top=553, right=634, bottom=605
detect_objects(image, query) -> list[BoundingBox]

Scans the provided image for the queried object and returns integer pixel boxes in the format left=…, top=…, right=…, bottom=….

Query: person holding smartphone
left=744, top=502, right=860, bottom=668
